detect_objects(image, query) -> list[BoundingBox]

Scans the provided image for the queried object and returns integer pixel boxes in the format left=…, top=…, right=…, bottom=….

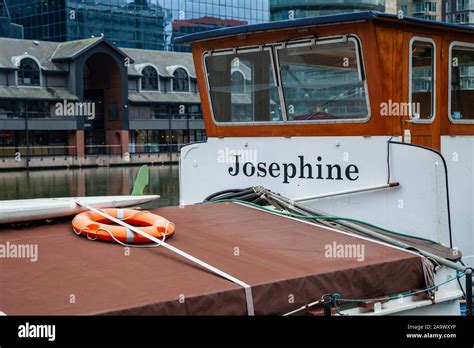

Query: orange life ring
left=71, top=208, right=175, bottom=244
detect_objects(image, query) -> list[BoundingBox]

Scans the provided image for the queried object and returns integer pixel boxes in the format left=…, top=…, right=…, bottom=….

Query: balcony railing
left=130, top=113, right=203, bottom=120
left=0, top=112, right=204, bottom=121
left=0, top=112, right=79, bottom=119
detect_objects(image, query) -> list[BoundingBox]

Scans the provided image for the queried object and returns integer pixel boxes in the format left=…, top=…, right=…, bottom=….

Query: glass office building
left=165, top=0, right=269, bottom=51
left=270, top=0, right=385, bottom=21
left=0, top=0, right=22, bottom=39
left=6, top=0, right=167, bottom=50
left=5, top=0, right=270, bottom=51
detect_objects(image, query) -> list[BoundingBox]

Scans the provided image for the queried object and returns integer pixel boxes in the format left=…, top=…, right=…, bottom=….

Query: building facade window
left=151, top=104, right=169, bottom=119
left=26, top=101, right=50, bottom=118
left=454, top=12, right=471, bottom=23
left=141, top=66, right=159, bottom=91
left=129, top=129, right=175, bottom=153
left=0, top=100, right=53, bottom=119
left=189, top=104, right=203, bottom=119
left=18, top=57, right=40, bottom=86
left=230, top=70, right=246, bottom=94
left=170, top=103, right=187, bottom=118
left=173, top=68, right=189, bottom=92
left=0, top=100, right=21, bottom=119
left=0, top=130, right=68, bottom=156
left=456, top=0, right=473, bottom=10
left=414, top=2, right=436, bottom=12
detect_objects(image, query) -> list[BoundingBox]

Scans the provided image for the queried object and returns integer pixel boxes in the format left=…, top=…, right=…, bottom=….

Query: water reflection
left=0, top=165, right=179, bottom=208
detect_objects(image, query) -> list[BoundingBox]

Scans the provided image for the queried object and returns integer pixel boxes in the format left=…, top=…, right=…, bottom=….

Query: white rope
left=72, top=200, right=255, bottom=316
left=282, top=298, right=324, bottom=316
left=282, top=293, right=334, bottom=316
left=72, top=226, right=167, bottom=248
left=114, top=209, right=148, bottom=222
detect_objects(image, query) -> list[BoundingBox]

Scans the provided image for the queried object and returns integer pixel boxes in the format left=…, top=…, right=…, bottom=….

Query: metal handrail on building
left=84, top=144, right=122, bottom=156
left=132, top=113, right=204, bottom=120
left=0, top=144, right=188, bottom=158
left=0, top=146, right=77, bottom=158
left=129, top=143, right=186, bottom=154
left=0, top=112, right=77, bottom=119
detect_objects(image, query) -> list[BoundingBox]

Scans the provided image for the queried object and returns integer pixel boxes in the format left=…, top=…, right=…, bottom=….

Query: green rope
left=211, top=198, right=441, bottom=245
left=333, top=270, right=466, bottom=304
left=210, top=198, right=463, bottom=314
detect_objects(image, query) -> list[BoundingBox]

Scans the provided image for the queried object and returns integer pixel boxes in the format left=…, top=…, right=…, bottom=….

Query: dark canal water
left=0, top=165, right=180, bottom=208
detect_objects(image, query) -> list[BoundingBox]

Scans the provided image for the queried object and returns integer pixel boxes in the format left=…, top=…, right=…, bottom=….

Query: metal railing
left=129, top=143, right=186, bottom=154
left=0, top=112, right=204, bottom=121
left=131, top=113, right=204, bottom=120
left=0, top=146, right=77, bottom=157
left=84, top=144, right=121, bottom=155
left=170, top=113, right=203, bottom=120
left=0, top=112, right=79, bottom=119
left=0, top=144, right=188, bottom=158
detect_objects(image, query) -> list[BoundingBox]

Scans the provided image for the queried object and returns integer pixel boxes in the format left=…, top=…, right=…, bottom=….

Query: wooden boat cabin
left=175, top=11, right=474, bottom=151
left=176, top=11, right=474, bottom=268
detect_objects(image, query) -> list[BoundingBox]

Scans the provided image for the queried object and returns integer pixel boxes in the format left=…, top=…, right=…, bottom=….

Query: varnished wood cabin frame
left=186, top=14, right=474, bottom=151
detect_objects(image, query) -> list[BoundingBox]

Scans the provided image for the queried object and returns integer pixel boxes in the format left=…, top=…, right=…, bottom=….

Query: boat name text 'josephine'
left=228, top=155, right=360, bottom=183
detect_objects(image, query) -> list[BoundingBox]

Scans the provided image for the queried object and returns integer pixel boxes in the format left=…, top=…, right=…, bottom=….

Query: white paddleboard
left=0, top=195, right=160, bottom=224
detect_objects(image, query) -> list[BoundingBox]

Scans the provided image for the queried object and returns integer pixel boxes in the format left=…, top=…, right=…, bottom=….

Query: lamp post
left=24, top=102, right=29, bottom=170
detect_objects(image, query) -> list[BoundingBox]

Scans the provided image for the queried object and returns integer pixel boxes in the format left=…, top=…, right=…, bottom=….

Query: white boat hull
left=180, top=136, right=471, bottom=266
left=179, top=136, right=468, bottom=316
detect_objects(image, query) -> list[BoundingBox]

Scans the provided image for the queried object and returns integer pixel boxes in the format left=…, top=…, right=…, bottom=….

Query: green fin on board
left=131, top=165, right=149, bottom=196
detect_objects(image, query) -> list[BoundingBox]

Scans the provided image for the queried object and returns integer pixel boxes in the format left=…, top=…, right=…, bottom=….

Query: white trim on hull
left=335, top=267, right=463, bottom=316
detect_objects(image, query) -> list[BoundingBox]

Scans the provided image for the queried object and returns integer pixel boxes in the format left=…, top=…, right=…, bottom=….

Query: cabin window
left=449, top=43, right=474, bottom=123
left=409, top=39, right=435, bottom=121
left=204, top=48, right=282, bottom=123
left=276, top=37, right=368, bottom=121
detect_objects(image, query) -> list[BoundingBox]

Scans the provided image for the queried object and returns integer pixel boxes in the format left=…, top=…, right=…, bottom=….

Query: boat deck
left=0, top=202, right=427, bottom=315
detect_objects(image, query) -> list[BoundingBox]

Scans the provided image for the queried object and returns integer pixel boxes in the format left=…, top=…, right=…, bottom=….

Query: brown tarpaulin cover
left=0, top=202, right=427, bottom=315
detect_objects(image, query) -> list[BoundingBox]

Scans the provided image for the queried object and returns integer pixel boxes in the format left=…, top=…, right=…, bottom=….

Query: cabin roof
left=174, top=10, right=474, bottom=45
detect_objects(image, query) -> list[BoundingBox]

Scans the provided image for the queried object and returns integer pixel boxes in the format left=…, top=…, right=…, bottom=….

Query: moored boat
left=175, top=10, right=474, bottom=314
left=0, top=11, right=472, bottom=316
